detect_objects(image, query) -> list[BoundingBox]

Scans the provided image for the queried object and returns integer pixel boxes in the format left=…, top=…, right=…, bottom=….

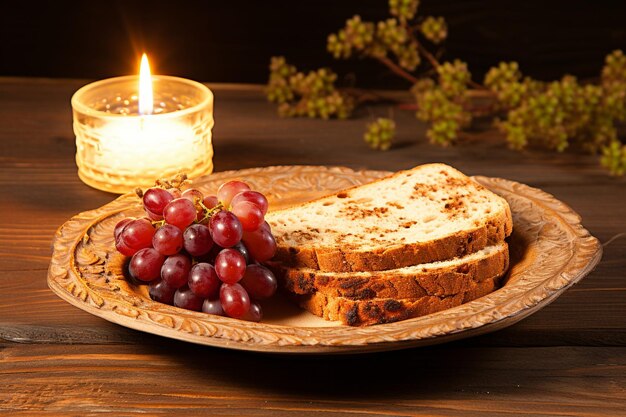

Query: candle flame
left=138, top=53, right=153, bottom=115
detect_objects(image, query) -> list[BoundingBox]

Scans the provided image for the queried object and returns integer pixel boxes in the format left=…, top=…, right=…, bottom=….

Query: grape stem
left=151, top=219, right=166, bottom=228
left=403, top=21, right=442, bottom=73
left=415, top=41, right=440, bottom=70
left=414, top=40, right=488, bottom=91
left=342, top=87, right=387, bottom=104
left=373, top=34, right=491, bottom=94
left=375, top=55, right=419, bottom=84
left=155, top=173, right=189, bottom=190
left=397, top=89, right=498, bottom=115
left=198, top=200, right=224, bottom=224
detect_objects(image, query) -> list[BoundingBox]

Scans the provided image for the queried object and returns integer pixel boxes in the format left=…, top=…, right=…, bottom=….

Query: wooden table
left=1, top=77, right=624, bottom=416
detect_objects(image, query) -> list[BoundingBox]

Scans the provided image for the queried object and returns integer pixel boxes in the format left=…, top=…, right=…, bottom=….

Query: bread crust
left=274, top=213, right=512, bottom=272
left=297, top=276, right=501, bottom=326
left=269, top=163, right=513, bottom=272
left=272, top=243, right=509, bottom=300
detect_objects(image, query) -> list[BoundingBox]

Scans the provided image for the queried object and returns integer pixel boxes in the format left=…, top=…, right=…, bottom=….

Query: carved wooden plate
left=48, top=166, right=602, bottom=354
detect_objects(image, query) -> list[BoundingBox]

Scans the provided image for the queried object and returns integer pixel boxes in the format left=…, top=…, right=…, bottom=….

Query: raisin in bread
left=298, top=276, right=502, bottom=326
left=267, top=164, right=512, bottom=272
left=271, top=242, right=508, bottom=300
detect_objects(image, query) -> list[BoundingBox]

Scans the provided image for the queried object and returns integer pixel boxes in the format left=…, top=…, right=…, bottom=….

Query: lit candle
left=72, top=54, right=214, bottom=193
left=138, top=54, right=154, bottom=116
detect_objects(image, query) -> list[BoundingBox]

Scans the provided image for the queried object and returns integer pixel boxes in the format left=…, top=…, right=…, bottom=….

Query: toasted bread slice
left=267, top=164, right=512, bottom=272
left=271, top=242, right=508, bottom=300
left=298, top=276, right=501, bottom=326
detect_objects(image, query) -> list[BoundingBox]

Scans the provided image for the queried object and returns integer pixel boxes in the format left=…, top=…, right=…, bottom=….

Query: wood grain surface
left=1, top=77, right=625, bottom=414
left=1, top=343, right=624, bottom=416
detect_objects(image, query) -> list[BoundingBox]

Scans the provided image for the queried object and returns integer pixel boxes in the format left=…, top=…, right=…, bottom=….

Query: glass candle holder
left=72, top=75, right=214, bottom=193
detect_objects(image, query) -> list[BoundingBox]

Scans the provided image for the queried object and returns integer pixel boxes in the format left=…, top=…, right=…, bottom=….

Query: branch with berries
left=265, top=0, right=626, bottom=175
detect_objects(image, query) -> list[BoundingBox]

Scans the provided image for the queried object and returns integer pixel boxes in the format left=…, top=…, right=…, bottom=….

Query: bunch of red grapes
left=113, top=180, right=278, bottom=322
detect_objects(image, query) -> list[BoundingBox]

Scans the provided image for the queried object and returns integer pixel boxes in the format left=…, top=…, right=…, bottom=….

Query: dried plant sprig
left=265, top=1, right=626, bottom=176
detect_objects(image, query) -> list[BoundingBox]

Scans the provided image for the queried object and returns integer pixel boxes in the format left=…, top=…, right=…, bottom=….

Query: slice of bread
left=297, top=275, right=501, bottom=326
left=267, top=163, right=512, bottom=272
left=271, top=242, right=508, bottom=300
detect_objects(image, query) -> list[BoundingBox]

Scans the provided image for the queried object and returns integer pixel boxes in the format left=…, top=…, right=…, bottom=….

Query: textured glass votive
left=72, top=75, right=214, bottom=193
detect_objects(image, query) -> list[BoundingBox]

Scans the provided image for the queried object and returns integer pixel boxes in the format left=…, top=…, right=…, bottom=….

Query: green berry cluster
left=327, top=16, right=375, bottom=60
left=414, top=87, right=471, bottom=146
left=484, top=62, right=521, bottom=88
left=485, top=53, right=626, bottom=157
left=324, top=4, right=463, bottom=146
left=266, top=56, right=354, bottom=119
left=499, top=77, right=600, bottom=151
left=602, top=50, right=626, bottom=86
left=389, top=0, right=419, bottom=21
left=268, top=2, right=626, bottom=175
left=413, top=61, right=472, bottom=145
left=328, top=15, right=420, bottom=71
left=266, top=56, right=296, bottom=104
left=598, top=50, right=626, bottom=174
left=419, top=16, right=447, bottom=44
left=437, top=60, right=471, bottom=97
left=326, top=0, right=431, bottom=74
left=600, top=50, right=626, bottom=121
left=484, top=62, right=543, bottom=109
left=601, top=140, right=626, bottom=176
left=376, top=18, right=420, bottom=70
left=364, top=118, right=396, bottom=150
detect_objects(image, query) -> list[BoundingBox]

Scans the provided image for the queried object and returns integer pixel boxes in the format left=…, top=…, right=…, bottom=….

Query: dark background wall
left=1, top=1, right=625, bottom=89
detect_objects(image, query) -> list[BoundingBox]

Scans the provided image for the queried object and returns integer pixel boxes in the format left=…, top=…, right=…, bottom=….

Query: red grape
left=209, top=210, right=243, bottom=248
left=123, top=259, right=144, bottom=286
left=183, top=224, right=213, bottom=257
left=240, top=264, right=277, bottom=299
left=121, top=218, right=155, bottom=250
left=182, top=188, right=204, bottom=203
left=114, top=218, right=134, bottom=241
left=182, top=189, right=206, bottom=221
left=215, top=249, right=246, bottom=284
left=173, top=286, right=204, bottom=311
left=203, top=195, right=219, bottom=209
left=231, top=191, right=269, bottom=216
left=145, top=209, right=163, bottom=221
left=115, top=235, right=137, bottom=256
left=195, top=244, right=221, bottom=265
left=152, top=224, right=183, bottom=256
left=148, top=279, right=176, bottom=305
left=233, top=242, right=251, bottom=264
left=220, top=283, right=250, bottom=318
left=202, top=298, right=225, bottom=316
left=164, top=198, right=197, bottom=230
left=161, top=253, right=191, bottom=288
left=242, top=301, right=263, bottom=322
left=188, top=263, right=220, bottom=298
left=242, top=228, right=277, bottom=262
left=217, top=181, right=250, bottom=207
left=143, top=187, right=173, bottom=216
left=129, top=248, right=165, bottom=282
left=166, top=188, right=182, bottom=198
left=260, top=221, right=272, bottom=233
left=231, top=201, right=264, bottom=232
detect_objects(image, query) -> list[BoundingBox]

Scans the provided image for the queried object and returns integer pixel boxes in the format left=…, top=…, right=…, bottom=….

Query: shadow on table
left=137, top=232, right=534, bottom=400
left=149, top=338, right=518, bottom=400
